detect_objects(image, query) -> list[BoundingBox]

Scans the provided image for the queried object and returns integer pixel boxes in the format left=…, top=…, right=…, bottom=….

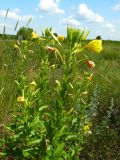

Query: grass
left=84, top=40, right=120, bottom=108
left=0, top=38, right=120, bottom=125
left=0, top=37, right=120, bottom=159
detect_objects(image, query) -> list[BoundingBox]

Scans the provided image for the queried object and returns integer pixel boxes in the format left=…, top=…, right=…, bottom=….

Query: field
left=0, top=28, right=120, bottom=159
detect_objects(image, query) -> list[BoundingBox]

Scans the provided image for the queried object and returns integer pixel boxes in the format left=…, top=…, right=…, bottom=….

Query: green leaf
left=4, top=126, right=13, bottom=132
left=72, top=118, right=77, bottom=125
left=29, top=116, right=45, bottom=129
left=17, top=125, right=24, bottom=129
left=49, top=30, right=61, bottom=46
left=28, top=138, right=42, bottom=145
left=22, top=149, right=32, bottom=157
left=53, top=125, right=67, bottom=141
left=65, top=135, right=78, bottom=141
left=12, top=132, right=23, bottom=139
left=54, top=143, right=65, bottom=156
left=43, top=112, right=54, bottom=119
left=0, top=152, right=6, bottom=156
left=39, top=105, right=48, bottom=112
left=73, top=47, right=85, bottom=54
left=29, top=116, right=40, bottom=128
left=44, top=156, right=50, bottom=160
left=82, top=30, right=90, bottom=40
left=71, top=148, right=75, bottom=157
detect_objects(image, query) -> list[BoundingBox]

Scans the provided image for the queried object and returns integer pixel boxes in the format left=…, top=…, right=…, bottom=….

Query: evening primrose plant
left=1, top=26, right=102, bottom=159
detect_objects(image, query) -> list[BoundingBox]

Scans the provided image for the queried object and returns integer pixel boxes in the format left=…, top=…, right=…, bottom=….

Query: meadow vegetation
left=0, top=26, right=120, bottom=159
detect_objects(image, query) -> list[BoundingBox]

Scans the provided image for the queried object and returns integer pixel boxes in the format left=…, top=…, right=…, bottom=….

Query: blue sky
left=0, top=0, right=120, bottom=40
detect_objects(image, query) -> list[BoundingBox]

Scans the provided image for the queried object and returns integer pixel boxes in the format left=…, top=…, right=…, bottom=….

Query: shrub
left=16, top=27, right=33, bottom=40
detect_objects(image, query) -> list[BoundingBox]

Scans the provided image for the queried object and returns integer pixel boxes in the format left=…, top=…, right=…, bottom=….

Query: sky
left=0, top=0, right=120, bottom=40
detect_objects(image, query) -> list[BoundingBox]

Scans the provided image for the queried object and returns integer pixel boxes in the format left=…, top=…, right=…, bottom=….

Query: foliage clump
left=0, top=27, right=106, bottom=159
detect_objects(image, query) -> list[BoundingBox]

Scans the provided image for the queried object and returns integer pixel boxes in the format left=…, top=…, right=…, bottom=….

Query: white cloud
left=104, top=23, right=116, bottom=33
left=38, top=0, right=64, bottom=14
left=0, top=23, right=13, bottom=27
left=113, top=3, right=120, bottom=11
left=0, top=9, right=34, bottom=21
left=60, top=16, right=80, bottom=26
left=0, top=10, right=20, bottom=20
left=78, top=3, right=116, bottom=33
left=78, top=4, right=104, bottom=23
left=0, top=22, right=14, bottom=34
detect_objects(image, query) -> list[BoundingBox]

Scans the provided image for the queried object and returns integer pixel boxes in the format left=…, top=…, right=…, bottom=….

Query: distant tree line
left=0, top=26, right=102, bottom=41
left=0, top=33, right=16, bottom=40
left=0, top=27, right=34, bottom=40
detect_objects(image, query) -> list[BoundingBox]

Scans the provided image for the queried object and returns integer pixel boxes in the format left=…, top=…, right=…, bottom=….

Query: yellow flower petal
left=86, top=40, right=102, bottom=53
left=30, top=81, right=37, bottom=87
left=84, top=125, right=90, bottom=132
left=86, top=73, right=93, bottom=81
left=14, top=44, right=20, bottom=50
left=58, top=35, right=64, bottom=41
left=31, top=31, right=39, bottom=39
left=29, top=81, right=37, bottom=90
left=17, top=96, right=25, bottom=102
left=50, top=64, right=56, bottom=69
left=84, top=124, right=92, bottom=135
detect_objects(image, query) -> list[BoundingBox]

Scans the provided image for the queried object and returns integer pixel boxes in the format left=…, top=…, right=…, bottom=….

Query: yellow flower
left=84, top=125, right=92, bottom=135
left=50, top=64, right=56, bottom=69
left=86, top=73, right=93, bottom=81
left=30, top=81, right=37, bottom=90
left=14, top=44, right=20, bottom=50
left=86, top=40, right=102, bottom=53
left=31, top=31, right=39, bottom=39
left=30, top=81, right=37, bottom=87
left=85, top=60, right=95, bottom=68
left=58, top=35, right=64, bottom=41
left=17, top=96, right=25, bottom=103
left=84, top=125, right=90, bottom=132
